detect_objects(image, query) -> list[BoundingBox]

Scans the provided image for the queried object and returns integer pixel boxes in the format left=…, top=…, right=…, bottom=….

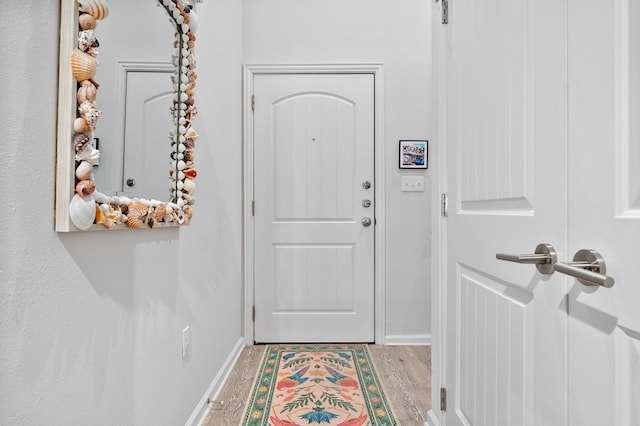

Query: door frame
left=242, top=63, right=386, bottom=344
left=428, top=4, right=446, bottom=421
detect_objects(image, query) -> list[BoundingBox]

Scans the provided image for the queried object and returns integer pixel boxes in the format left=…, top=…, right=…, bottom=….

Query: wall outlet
left=182, top=325, right=191, bottom=359
left=402, top=176, right=425, bottom=192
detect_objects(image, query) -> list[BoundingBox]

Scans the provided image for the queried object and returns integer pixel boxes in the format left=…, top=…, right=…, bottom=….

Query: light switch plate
left=402, top=176, right=424, bottom=192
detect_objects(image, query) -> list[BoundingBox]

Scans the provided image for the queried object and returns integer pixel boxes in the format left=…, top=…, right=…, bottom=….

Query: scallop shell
left=70, top=49, right=97, bottom=81
left=76, top=180, right=96, bottom=197
left=77, top=80, right=97, bottom=104
left=69, top=193, right=96, bottom=230
left=78, top=0, right=109, bottom=20
left=79, top=13, right=97, bottom=30
left=153, top=203, right=169, bottom=221
left=126, top=202, right=148, bottom=228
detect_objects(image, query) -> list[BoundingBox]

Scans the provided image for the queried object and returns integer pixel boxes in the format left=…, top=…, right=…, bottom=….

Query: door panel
left=273, top=94, right=355, bottom=220
left=567, top=0, right=640, bottom=424
left=122, top=71, right=173, bottom=200
left=254, top=74, right=374, bottom=343
left=443, top=0, right=568, bottom=424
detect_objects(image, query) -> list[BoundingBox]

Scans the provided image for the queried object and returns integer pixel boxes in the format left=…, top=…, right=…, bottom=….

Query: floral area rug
left=240, top=344, right=397, bottom=425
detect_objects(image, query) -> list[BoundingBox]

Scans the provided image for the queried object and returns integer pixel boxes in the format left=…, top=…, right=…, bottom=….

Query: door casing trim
left=242, top=63, right=386, bottom=344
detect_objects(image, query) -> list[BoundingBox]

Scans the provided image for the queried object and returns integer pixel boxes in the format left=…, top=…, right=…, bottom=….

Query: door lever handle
left=554, top=249, right=615, bottom=288
left=496, top=243, right=557, bottom=274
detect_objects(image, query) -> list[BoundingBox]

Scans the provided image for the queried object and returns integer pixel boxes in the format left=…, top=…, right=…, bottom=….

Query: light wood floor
left=201, top=345, right=431, bottom=426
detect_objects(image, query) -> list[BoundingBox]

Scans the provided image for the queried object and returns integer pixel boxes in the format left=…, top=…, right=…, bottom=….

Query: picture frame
left=399, top=140, right=428, bottom=169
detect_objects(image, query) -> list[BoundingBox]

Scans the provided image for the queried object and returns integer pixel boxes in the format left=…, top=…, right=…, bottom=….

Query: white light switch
left=402, top=176, right=425, bottom=192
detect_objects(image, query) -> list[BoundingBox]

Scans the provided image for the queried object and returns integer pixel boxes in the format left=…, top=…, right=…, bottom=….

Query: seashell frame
left=55, top=0, right=200, bottom=231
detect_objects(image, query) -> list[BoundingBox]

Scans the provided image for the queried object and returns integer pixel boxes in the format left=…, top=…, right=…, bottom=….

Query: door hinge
left=441, top=193, right=448, bottom=217
left=252, top=200, right=255, bottom=216
left=441, top=0, right=449, bottom=24
left=252, top=305, right=256, bottom=322
left=251, top=94, right=255, bottom=111
left=440, top=387, right=447, bottom=411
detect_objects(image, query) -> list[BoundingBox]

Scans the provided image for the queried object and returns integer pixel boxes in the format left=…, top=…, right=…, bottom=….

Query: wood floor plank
left=368, top=345, right=432, bottom=425
left=201, top=344, right=430, bottom=425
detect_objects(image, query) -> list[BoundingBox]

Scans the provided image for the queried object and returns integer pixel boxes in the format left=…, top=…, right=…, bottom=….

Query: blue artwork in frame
left=399, top=140, right=428, bottom=169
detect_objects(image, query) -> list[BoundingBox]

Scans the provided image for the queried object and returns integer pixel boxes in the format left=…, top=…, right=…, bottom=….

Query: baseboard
left=185, top=337, right=246, bottom=426
left=384, top=334, right=431, bottom=346
left=426, top=409, right=440, bottom=426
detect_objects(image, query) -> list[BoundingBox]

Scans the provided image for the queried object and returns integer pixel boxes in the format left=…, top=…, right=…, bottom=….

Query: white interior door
left=439, top=0, right=640, bottom=424
left=122, top=71, right=173, bottom=200
left=253, top=73, right=375, bottom=343
left=567, top=0, right=640, bottom=424
left=441, top=0, right=568, bottom=424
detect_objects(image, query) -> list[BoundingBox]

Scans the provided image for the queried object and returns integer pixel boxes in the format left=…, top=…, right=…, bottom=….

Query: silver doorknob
left=362, top=217, right=372, bottom=227
left=554, top=249, right=615, bottom=288
left=362, top=180, right=372, bottom=189
left=362, top=199, right=372, bottom=208
left=126, top=178, right=136, bottom=187
left=496, top=243, right=557, bottom=274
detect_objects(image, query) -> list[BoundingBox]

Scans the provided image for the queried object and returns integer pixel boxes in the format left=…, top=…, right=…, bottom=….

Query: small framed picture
left=399, top=140, right=428, bottom=169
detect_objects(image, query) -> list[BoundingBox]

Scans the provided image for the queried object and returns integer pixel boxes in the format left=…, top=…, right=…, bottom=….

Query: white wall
left=243, top=0, right=433, bottom=340
left=0, top=1, right=243, bottom=424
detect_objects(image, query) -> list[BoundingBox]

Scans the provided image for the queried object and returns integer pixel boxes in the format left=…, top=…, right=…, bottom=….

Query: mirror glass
left=56, top=0, right=199, bottom=231
left=92, top=1, right=175, bottom=201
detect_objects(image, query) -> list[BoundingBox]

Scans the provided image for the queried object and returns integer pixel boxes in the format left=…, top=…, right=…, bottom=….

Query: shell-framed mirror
left=55, top=0, right=199, bottom=231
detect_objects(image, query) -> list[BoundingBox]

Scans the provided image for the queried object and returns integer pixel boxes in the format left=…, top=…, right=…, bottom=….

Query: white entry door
left=439, top=0, right=640, bottom=425
left=440, top=0, right=568, bottom=424
left=253, top=73, right=375, bottom=343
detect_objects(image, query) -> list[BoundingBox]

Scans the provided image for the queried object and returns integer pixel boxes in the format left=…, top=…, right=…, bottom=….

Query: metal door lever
left=496, top=243, right=557, bottom=274
left=554, top=249, right=614, bottom=288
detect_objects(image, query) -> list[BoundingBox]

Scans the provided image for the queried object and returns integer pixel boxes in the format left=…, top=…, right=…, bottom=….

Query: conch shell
left=75, top=143, right=100, bottom=165
left=69, top=193, right=96, bottom=230
left=94, top=204, right=105, bottom=224
left=126, top=202, right=148, bottom=228
left=70, top=49, right=97, bottom=82
left=77, top=80, right=97, bottom=104
left=77, top=0, right=109, bottom=20
left=78, top=30, right=99, bottom=52
left=78, top=101, right=101, bottom=131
